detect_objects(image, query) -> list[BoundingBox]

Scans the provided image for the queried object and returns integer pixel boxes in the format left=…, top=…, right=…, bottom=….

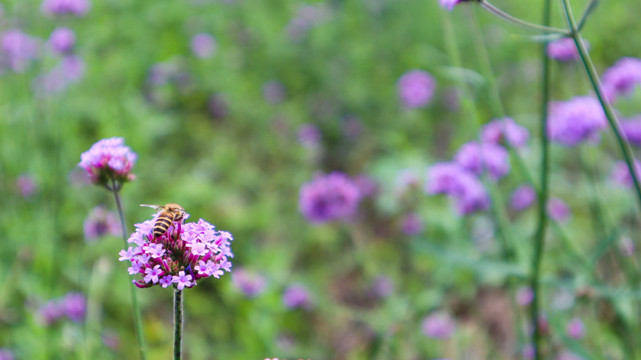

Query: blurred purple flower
left=602, top=57, right=641, bottom=102
left=438, top=0, right=465, bottom=11
left=516, top=286, right=534, bottom=306
left=78, top=137, right=137, bottom=186
left=353, top=174, right=377, bottom=198
left=60, top=55, right=85, bottom=81
left=566, top=317, right=585, bottom=339
left=1, top=29, right=40, bottom=73
left=547, top=96, right=607, bottom=146
left=610, top=160, right=641, bottom=188
left=191, top=33, right=217, bottom=58
left=371, top=275, right=394, bottom=298
left=84, top=205, right=121, bottom=242
left=0, top=349, right=14, bottom=360
left=546, top=38, right=588, bottom=62
left=16, top=174, right=37, bottom=198
left=42, top=0, right=90, bottom=16
left=263, top=81, right=286, bottom=104
left=511, top=185, right=536, bottom=212
left=121, top=215, right=234, bottom=289
left=48, top=27, right=75, bottom=55
left=286, top=3, right=330, bottom=41
left=401, top=212, right=424, bottom=235
left=283, top=285, right=313, bottom=310
left=61, top=293, right=86, bottom=322
left=425, top=162, right=490, bottom=216
left=34, top=55, right=86, bottom=96
left=621, top=115, right=641, bottom=146
left=547, top=198, right=570, bottom=222
left=297, top=123, right=321, bottom=147
left=422, top=312, right=455, bottom=339
left=480, top=117, right=529, bottom=148
left=102, top=330, right=121, bottom=351
left=556, top=351, right=584, bottom=360
left=299, top=172, right=362, bottom=223
left=232, top=268, right=267, bottom=298
left=38, top=300, right=64, bottom=325
left=454, top=141, right=510, bottom=180
left=397, top=70, right=436, bottom=109
left=522, top=344, right=535, bottom=360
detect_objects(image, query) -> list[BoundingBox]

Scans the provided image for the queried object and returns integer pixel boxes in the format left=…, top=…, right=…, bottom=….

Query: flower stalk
left=174, top=289, right=183, bottom=360
left=479, top=1, right=567, bottom=35
left=529, top=0, right=552, bottom=358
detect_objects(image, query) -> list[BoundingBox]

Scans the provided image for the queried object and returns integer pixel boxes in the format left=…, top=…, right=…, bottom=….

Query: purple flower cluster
left=287, top=3, right=330, bottom=41
left=438, top=0, right=467, bottom=11
left=0, top=349, right=14, bottom=360
left=191, top=33, right=217, bottom=59
left=480, top=117, right=529, bottom=148
left=566, top=317, right=585, bottom=339
left=35, top=27, right=86, bottom=96
left=397, top=69, right=436, bottom=109
left=621, top=116, right=641, bottom=146
left=426, top=162, right=490, bottom=215
left=283, top=284, right=313, bottom=310
left=602, top=57, right=641, bottom=102
left=16, top=174, right=38, bottom=198
left=232, top=268, right=267, bottom=298
left=1, top=29, right=40, bottom=73
left=83, top=205, right=121, bottom=242
left=78, top=137, right=137, bottom=187
left=299, top=172, right=362, bottom=223
left=38, top=293, right=87, bottom=325
left=41, top=0, right=90, bottom=16
left=454, top=141, right=510, bottom=180
left=48, top=27, right=75, bottom=55
left=511, top=185, right=536, bottom=212
left=547, top=198, right=570, bottom=222
left=422, top=311, right=456, bottom=339
left=547, top=96, right=607, bottom=146
left=400, top=212, right=424, bottom=235
left=610, top=160, right=641, bottom=188
left=546, top=38, right=588, bottom=62
left=119, top=214, right=233, bottom=290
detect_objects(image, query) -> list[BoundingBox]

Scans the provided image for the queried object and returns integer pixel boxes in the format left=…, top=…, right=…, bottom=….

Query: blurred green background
left=2, top=0, right=641, bottom=359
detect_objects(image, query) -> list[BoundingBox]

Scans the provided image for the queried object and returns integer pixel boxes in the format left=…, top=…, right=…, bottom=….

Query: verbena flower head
left=297, top=123, right=321, bottom=148
left=425, top=162, right=490, bottom=215
left=0, top=349, right=14, bottom=360
left=232, top=268, right=267, bottom=298
left=1, top=29, right=40, bottom=73
left=84, top=205, right=120, bottom=242
left=191, top=33, right=217, bottom=59
left=621, top=115, right=641, bottom=146
left=78, top=137, right=137, bottom=187
left=41, top=0, right=90, bottom=16
left=401, top=212, right=424, bottom=235
left=454, top=141, right=510, bottom=180
left=610, top=160, right=641, bottom=187
left=16, top=174, right=37, bottom=198
left=602, top=57, right=641, bottom=102
left=397, top=69, right=436, bottom=109
left=37, top=292, right=86, bottom=325
left=547, top=197, right=570, bottom=222
left=120, top=212, right=233, bottom=289
left=566, top=317, right=585, bottom=339
left=299, top=172, right=362, bottom=223
left=546, top=38, right=588, bottom=62
left=283, top=284, right=313, bottom=310
left=371, top=275, right=394, bottom=298
left=438, top=0, right=470, bottom=11
left=511, top=185, right=536, bottom=212
left=547, top=96, right=607, bottom=146
left=48, top=27, right=75, bottom=55
left=422, top=312, right=455, bottom=339
left=480, top=117, right=529, bottom=148
left=516, top=286, right=534, bottom=306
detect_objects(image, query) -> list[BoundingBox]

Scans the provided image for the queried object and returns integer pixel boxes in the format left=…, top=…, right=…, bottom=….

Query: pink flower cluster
left=38, top=293, right=86, bottom=325
left=119, top=213, right=233, bottom=290
left=78, top=137, right=137, bottom=187
left=299, top=172, right=362, bottom=224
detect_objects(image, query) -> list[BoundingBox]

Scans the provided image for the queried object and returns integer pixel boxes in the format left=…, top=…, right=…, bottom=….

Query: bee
left=140, top=203, right=186, bottom=238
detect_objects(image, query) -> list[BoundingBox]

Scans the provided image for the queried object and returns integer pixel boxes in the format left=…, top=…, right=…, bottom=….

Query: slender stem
left=559, top=0, right=641, bottom=214
left=111, top=184, right=147, bottom=360
left=529, top=0, right=552, bottom=358
left=174, top=289, right=184, bottom=360
left=577, top=0, right=599, bottom=31
left=479, top=1, right=567, bottom=34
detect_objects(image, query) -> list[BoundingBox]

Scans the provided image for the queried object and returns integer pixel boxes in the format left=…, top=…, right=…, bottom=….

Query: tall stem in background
left=559, top=0, right=641, bottom=213
left=112, top=186, right=147, bottom=360
left=174, top=289, right=184, bottom=360
left=529, top=0, right=551, bottom=358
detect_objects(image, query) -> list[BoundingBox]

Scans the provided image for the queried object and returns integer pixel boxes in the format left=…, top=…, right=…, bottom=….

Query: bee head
left=165, top=203, right=185, bottom=221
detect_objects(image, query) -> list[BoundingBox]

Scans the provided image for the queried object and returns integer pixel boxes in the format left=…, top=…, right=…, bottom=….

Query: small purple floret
left=397, top=69, right=436, bottom=109
left=547, top=96, right=607, bottom=146
left=299, top=172, right=362, bottom=223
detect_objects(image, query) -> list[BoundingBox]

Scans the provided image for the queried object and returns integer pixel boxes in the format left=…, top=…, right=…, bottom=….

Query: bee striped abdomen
left=153, top=213, right=175, bottom=238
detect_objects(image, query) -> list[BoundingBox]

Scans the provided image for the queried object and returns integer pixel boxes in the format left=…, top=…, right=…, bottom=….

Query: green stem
left=111, top=184, right=147, bottom=360
left=174, top=289, right=184, bottom=360
left=529, top=0, right=552, bottom=358
left=479, top=1, right=567, bottom=34
left=577, top=0, right=599, bottom=31
left=559, top=0, right=641, bottom=214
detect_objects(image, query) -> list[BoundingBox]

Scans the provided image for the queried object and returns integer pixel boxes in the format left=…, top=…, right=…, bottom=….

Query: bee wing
left=140, top=204, right=163, bottom=211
